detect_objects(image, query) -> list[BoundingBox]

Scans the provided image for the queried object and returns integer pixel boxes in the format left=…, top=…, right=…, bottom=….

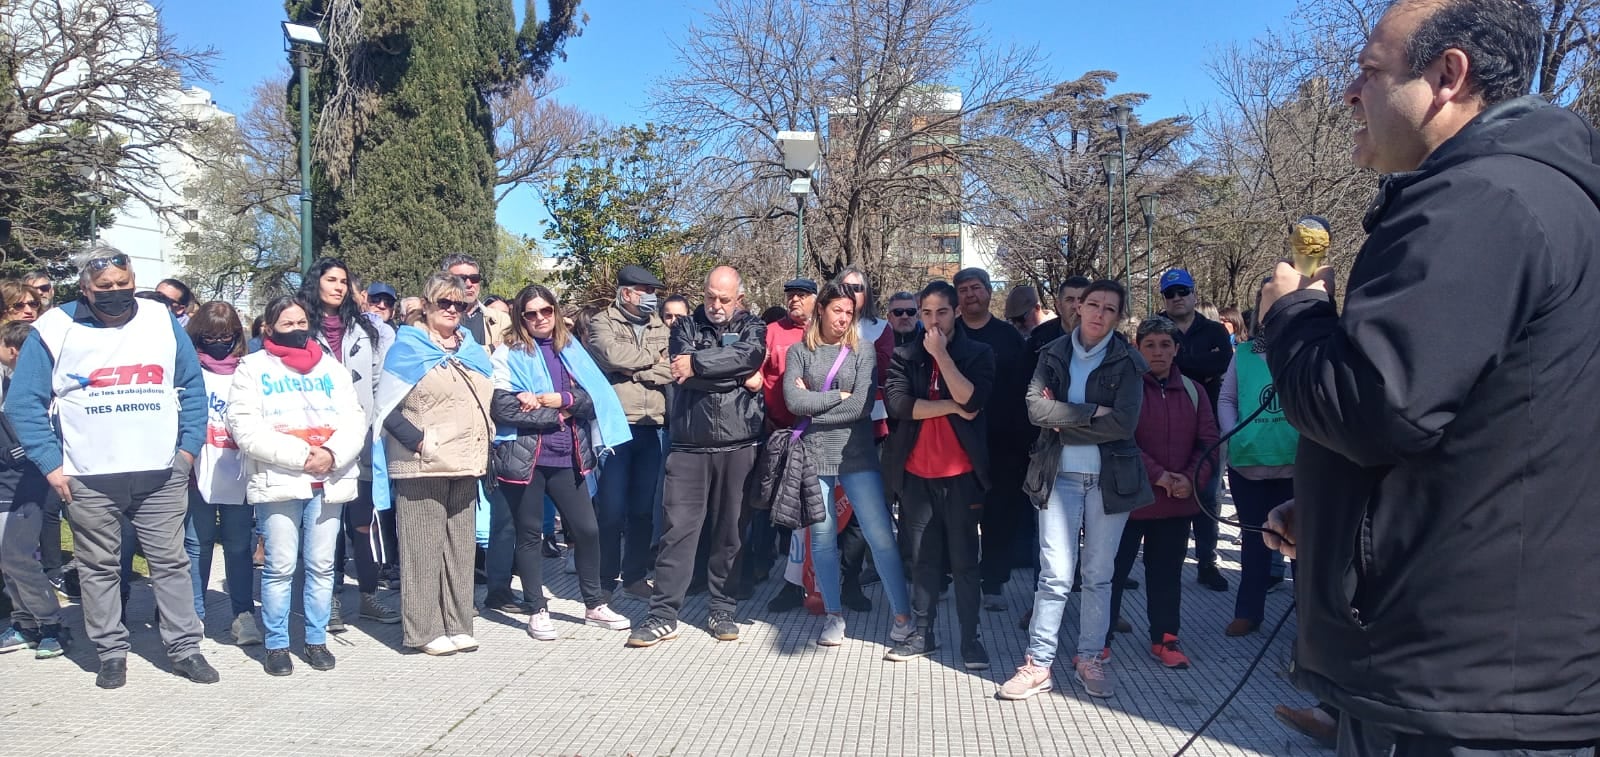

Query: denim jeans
left=1228, top=470, right=1295, bottom=623
left=183, top=486, right=255, bottom=620
left=1027, top=472, right=1130, bottom=667
left=257, top=494, right=341, bottom=650
left=595, top=424, right=665, bottom=592
left=809, top=470, right=910, bottom=616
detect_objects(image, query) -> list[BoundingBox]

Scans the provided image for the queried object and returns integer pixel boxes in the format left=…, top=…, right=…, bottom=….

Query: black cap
left=367, top=282, right=398, bottom=301
left=782, top=278, right=818, bottom=294
left=617, top=264, right=663, bottom=288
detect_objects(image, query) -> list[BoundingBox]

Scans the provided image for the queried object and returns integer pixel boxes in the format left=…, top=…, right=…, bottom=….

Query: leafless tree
left=492, top=75, right=601, bottom=202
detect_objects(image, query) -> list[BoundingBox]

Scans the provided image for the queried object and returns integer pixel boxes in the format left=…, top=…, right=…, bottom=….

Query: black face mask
left=199, top=339, right=236, bottom=360
left=268, top=329, right=311, bottom=349
left=89, top=288, right=136, bottom=318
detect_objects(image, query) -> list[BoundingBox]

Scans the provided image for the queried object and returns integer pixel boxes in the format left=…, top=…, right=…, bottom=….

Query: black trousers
left=901, top=472, right=982, bottom=642
left=335, top=480, right=381, bottom=594
left=1191, top=472, right=1221, bottom=566
left=649, top=446, right=757, bottom=623
left=979, top=448, right=1028, bottom=594
left=1338, top=715, right=1595, bottom=757
left=502, top=466, right=603, bottom=611
left=1107, top=516, right=1190, bottom=646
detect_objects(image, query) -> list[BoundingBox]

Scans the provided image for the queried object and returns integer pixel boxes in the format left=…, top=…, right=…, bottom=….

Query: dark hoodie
left=1263, top=97, right=1600, bottom=740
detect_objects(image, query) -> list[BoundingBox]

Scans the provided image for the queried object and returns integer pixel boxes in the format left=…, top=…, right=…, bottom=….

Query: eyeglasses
left=842, top=283, right=866, bottom=294
left=457, top=274, right=483, bottom=285
left=8, top=301, right=39, bottom=312
left=434, top=298, right=471, bottom=314
left=889, top=308, right=916, bottom=317
left=85, top=253, right=130, bottom=274
left=522, top=306, right=556, bottom=321
left=1162, top=287, right=1192, bottom=299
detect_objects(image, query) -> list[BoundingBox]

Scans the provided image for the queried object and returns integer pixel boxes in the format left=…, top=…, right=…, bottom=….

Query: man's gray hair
left=440, top=253, right=479, bottom=272
left=74, top=244, right=132, bottom=287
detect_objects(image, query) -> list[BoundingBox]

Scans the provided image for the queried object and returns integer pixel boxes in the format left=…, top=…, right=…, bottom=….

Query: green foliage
left=540, top=124, right=706, bottom=306
left=488, top=226, right=545, bottom=299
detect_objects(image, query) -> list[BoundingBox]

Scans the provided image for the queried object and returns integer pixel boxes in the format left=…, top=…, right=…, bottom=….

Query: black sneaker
left=766, top=582, right=804, bottom=613
left=96, top=658, right=127, bottom=689
left=1122, top=577, right=1141, bottom=590
left=1197, top=563, right=1229, bottom=592
left=706, top=610, right=739, bottom=641
left=841, top=583, right=873, bottom=612
left=541, top=535, right=566, bottom=559
left=483, top=590, right=534, bottom=615
left=884, top=633, right=936, bottom=662
left=172, top=653, right=220, bottom=684
left=303, top=644, right=336, bottom=671
left=264, top=648, right=293, bottom=676
left=60, top=568, right=82, bottom=601
left=961, top=638, right=991, bottom=671
left=625, top=617, right=680, bottom=648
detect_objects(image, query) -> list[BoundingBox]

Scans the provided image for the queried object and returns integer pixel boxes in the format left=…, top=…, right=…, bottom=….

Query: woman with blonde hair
left=490, top=284, right=633, bottom=640
left=374, top=272, right=495, bottom=656
left=783, top=280, right=911, bottom=647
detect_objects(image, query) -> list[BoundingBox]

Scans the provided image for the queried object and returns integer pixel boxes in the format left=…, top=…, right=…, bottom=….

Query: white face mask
left=636, top=292, right=659, bottom=314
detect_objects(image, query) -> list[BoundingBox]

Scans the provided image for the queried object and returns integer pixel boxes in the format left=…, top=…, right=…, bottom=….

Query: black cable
left=1185, top=388, right=1281, bottom=537
left=1171, top=600, right=1296, bottom=757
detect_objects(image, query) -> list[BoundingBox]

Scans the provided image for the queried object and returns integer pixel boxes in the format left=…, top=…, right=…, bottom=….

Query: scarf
left=369, top=325, right=494, bottom=516
left=321, top=314, right=347, bottom=360
left=495, top=337, right=632, bottom=459
left=199, top=353, right=240, bottom=375
left=263, top=337, right=323, bottom=374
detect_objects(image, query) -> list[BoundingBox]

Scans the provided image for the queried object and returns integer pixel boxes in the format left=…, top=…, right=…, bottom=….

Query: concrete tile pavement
left=0, top=515, right=1329, bottom=756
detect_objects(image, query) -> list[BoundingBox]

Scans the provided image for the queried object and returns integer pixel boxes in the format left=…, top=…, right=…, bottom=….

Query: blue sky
left=157, top=0, right=1293, bottom=241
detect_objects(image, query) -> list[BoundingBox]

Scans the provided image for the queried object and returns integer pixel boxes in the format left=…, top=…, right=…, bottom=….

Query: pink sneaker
left=527, top=610, right=557, bottom=641
left=997, top=660, right=1053, bottom=700
left=585, top=604, right=631, bottom=631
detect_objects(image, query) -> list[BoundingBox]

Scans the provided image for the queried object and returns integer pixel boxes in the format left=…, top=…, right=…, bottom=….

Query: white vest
left=34, top=300, right=179, bottom=476
left=197, top=368, right=246, bottom=504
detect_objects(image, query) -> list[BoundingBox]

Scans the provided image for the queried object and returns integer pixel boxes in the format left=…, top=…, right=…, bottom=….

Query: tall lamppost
left=1138, top=193, right=1158, bottom=315
left=1101, top=152, right=1120, bottom=276
left=73, top=165, right=108, bottom=245
left=1109, top=104, right=1134, bottom=295
left=283, top=22, right=326, bottom=276
left=777, top=131, right=820, bottom=278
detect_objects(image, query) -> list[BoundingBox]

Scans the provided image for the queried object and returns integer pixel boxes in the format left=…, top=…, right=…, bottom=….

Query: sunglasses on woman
left=435, top=298, right=470, bottom=314
left=521, top=306, right=556, bottom=321
left=8, top=300, right=39, bottom=312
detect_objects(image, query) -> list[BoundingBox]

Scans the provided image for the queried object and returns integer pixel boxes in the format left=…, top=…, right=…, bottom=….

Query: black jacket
left=1263, top=97, right=1600, bottom=740
left=489, top=385, right=596, bottom=484
left=1022, top=332, right=1152, bottom=515
left=749, top=426, right=825, bottom=530
left=667, top=307, right=767, bottom=451
left=1165, top=311, right=1231, bottom=409
left=960, top=316, right=1032, bottom=456
left=881, top=327, right=995, bottom=499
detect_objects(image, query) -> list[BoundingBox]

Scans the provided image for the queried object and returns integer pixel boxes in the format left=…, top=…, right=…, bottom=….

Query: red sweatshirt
left=761, top=316, right=807, bottom=428
left=1132, top=370, right=1220, bottom=520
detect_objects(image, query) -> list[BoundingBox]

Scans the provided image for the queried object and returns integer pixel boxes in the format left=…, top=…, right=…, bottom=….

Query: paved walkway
left=1, top=515, right=1326, bottom=756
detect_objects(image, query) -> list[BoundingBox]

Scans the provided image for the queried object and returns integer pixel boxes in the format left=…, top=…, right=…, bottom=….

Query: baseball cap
left=1160, top=269, right=1195, bottom=293
left=367, top=282, right=398, bottom=301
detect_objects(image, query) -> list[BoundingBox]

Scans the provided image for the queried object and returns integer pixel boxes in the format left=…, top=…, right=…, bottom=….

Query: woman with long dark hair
left=182, top=302, right=259, bottom=645
left=296, top=257, right=397, bottom=629
left=491, top=284, right=632, bottom=640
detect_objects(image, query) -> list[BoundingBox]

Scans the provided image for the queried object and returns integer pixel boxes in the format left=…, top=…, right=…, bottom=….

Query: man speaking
left=1259, top=0, right=1600, bottom=754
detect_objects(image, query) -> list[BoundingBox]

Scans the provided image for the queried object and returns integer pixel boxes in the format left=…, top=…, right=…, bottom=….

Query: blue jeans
left=1227, top=469, right=1295, bottom=624
left=1027, top=472, right=1129, bottom=667
left=257, top=494, right=341, bottom=650
left=595, top=424, right=665, bottom=591
left=809, top=470, right=910, bottom=616
left=183, top=487, right=255, bottom=620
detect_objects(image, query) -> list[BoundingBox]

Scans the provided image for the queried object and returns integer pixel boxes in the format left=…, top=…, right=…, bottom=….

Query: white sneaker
left=231, top=611, right=263, bottom=646
left=448, top=634, right=479, bottom=653
left=817, top=613, right=846, bottom=647
left=527, top=610, right=558, bottom=641
left=585, top=604, right=631, bottom=630
left=419, top=636, right=456, bottom=656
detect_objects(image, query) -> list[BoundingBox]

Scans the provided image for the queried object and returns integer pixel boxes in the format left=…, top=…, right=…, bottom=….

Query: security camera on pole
left=778, top=131, right=819, bottom=278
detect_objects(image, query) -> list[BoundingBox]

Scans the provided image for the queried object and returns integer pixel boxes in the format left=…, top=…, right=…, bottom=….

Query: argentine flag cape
left=370, top=325, right=496, bottom=544
left=493, top=339, right=633, bottom=472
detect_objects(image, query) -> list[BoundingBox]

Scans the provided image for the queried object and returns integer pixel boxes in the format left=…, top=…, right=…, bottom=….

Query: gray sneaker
left=890, top=616, right=915, bottom=644
left=1075, top=657, right=1115, bottom=698
left=817, top=614, right=846, bottom=647
left=359, top=593, right=400, bottom=624
left=326, top=595, right=346, bottom=633
left=231, top=611, right=263, bottom=646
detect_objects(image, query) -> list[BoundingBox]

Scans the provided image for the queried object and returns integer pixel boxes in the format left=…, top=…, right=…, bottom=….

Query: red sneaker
left=1150, top=634, right=1190, bottom=669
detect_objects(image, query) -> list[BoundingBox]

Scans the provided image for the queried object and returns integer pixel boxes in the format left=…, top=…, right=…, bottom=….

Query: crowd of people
left=0, top=241, right=1302, bottom=703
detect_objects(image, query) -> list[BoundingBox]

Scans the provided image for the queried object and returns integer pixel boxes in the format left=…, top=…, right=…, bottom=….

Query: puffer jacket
left=383, top=361, right=495, bottom=480
left=489, top=384, right=597, bottom=483
left=1023, top=331, right=1153, bottom=514
left=1132, top=371, right=1218, bottom=520
left=748, top=425, right=825, bottom=530
left=584, top=303, right=673, bottom=425
left=667, top=306, right=766, bottom=451
left=226, top=349, right=367, bottom=505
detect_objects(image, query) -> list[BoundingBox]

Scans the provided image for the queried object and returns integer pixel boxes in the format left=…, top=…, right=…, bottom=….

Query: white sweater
left=225, top=350, right=367, bottom=505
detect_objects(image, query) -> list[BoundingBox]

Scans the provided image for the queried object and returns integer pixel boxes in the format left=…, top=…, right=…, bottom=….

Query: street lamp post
left=1110, top=104, right=1134, bottom=295
left=777, top=131, right=820, bottom=278
left=1101, top=152, right=1120, bottom=279
left=1138, top=193, right=1158, bottom=315
left=283, top=22, right=326, bottom=276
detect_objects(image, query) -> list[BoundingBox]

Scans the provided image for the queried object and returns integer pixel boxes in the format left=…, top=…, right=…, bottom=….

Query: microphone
left=1290, top=215, right=1332, bottom=277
